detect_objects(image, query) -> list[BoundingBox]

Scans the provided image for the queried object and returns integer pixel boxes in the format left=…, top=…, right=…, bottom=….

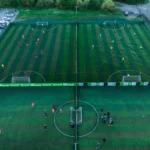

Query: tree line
left=0, top=0, right=116, bottom=12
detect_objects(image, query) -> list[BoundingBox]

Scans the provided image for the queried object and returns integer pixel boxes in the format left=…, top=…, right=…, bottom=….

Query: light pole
left=75, top=6, right=78, bottom=16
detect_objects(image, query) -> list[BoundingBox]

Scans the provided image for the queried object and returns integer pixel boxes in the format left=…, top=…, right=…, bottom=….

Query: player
left=1, top=64, right=4, bottom=69
left=59, top=108, right=63, bottom=113
left=40, top=50, right=44, bottom=55
left=34, top=53, right=38, bottom=58
left=24, top=72, right=27, bottom=76
left=102, top=138, right=106, bottom=144
left=30, top=34, right=32, bottom=37
left=43, top=30, right=45, bottom=34
left=26, top=43, right=29, bottom=47
left=31, top=102, right=35, bottom=108
left=122, top=57, right=124, bottom=61
left=22, top=35, right=24, bottom=39
left=70, top=123, right=75, bottom=129
left=52, top=104, right=56, bottom=110
left=44, top=110, right=48, bottom=118
left=52, top=108, right=55, bottom=113
left=96, top=142, right=100, bottom=149
left=44, top=124, right=47, bottom=130
left=92, top=45, right=94, bottom=49
left=108, top=117, right=113, bottom=126
left=107, top=112, right=110, bottom=119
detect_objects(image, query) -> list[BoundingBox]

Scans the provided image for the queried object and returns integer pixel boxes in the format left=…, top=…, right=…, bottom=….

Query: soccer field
left=0, top=19, right=150, bottom=83
left=0, top=86, right=150, bottom=150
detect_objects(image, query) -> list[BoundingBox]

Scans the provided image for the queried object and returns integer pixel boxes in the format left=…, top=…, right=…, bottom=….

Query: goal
left=70, top=107, right=82, bottom=125
left=11, top=76, right=31, bottom=83
left=122, top=75, right=141, bottom=82
left=36, top=21, right=48, bottom=26
left=103, top=21, right=117, bottom=25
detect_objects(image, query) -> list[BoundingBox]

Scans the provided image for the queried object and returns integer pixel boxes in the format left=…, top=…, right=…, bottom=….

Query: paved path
left=115, top=0, right=150, bottom=20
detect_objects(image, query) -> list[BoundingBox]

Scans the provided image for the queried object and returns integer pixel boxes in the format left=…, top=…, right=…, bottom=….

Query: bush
left=101, top=0, right=115, bottom=12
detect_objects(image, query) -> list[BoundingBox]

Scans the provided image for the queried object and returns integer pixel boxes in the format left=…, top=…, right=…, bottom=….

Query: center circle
left=54, top=100, right=99, bottom=138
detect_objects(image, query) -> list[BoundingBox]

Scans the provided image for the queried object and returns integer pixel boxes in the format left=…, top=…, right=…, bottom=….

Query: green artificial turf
left=0, top=86, right=150, bottom=150
left=0, top=87, right=75, bottom=150
left=0, top=20, right=150, bottom=83
left=78, top=86, right=150, bottom=150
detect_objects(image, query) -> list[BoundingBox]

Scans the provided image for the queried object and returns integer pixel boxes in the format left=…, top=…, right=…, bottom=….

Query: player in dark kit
left=70, top=123, right=75, bottom=129
left=44, top=124, right=47, bottom=130
left=102, top=138, right=106, bottom=144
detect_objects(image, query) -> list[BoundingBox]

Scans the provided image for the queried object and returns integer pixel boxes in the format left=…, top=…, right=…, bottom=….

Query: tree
left=88, top=0, right=104, bottom=10
left=101, top=0, right=115, bottom=12
left=76, top=0, right=90, bottom=9
left=56, top=0, right=76, bottom=9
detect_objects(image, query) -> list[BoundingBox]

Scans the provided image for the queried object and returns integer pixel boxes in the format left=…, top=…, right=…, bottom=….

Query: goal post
left=11, top=76, right=31, bottom=83
left=36, top=21, right=48, bottom=26
left=122, top=75, right=141, bottom=82
left=103, top=21, right=117, bottom=25
left=70, top=107, right=82, bottom=125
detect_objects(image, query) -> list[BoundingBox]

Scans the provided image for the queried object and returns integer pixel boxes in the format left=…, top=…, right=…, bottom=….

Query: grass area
left=0, top=20, right=150, bottom=83
left=16, top=8, right=124, bottom=21
left=0, top=86, right=150, bottom=150
left=78, top=86, right=150, bottom=150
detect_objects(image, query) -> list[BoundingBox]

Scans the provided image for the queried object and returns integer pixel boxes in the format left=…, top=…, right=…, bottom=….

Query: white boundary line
left=29, top=24, right=58, bottom=32
left=53, top=100, right=99, bottom=138
left=107, top=70, right=150, bottom=82
left=0, top=70, right=46, bottom=83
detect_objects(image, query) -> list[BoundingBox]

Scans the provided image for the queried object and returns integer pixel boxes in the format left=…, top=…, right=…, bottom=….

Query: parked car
left=0, top=24, right=5, bottom=29
left=0, top=20, right=6, bottom=24
left=6, top=13, right=14, bottom=17
left=2, top=17, right=11, bottom=21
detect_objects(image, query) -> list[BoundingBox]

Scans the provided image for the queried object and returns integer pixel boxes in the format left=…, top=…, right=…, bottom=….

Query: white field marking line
left=107, top=70, right=150, bottom=82
left=0, top=70, right=46, bottom=83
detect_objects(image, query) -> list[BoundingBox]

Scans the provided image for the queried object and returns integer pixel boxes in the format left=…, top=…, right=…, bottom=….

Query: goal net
left=11, top=76, right=31, bottom=83
left=122, top=75, right=141, bottom=82
left=103, top=21, right=117, bottom=25
left=70, top=107, right=82, bottom=125
left=36, top=21, right=48, bottom=26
